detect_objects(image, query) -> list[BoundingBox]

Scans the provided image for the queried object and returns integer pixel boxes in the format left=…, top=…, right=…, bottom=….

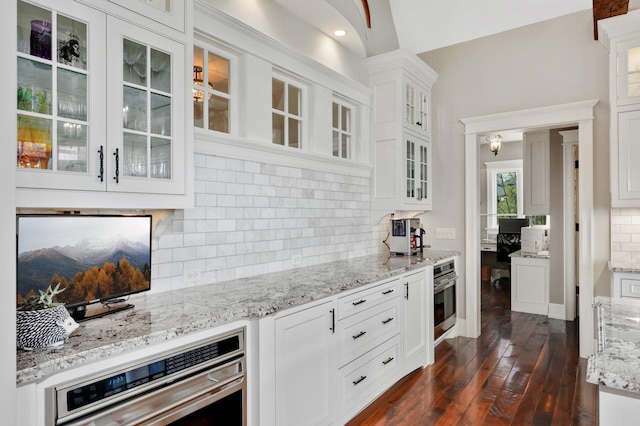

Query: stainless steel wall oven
left=434, top=259, right=457, bottom=340
left=46, top=328, right=246, bottom=426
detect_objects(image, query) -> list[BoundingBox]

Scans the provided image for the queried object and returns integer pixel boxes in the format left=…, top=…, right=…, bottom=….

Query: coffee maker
left=389, top=218, right=424, bottom=255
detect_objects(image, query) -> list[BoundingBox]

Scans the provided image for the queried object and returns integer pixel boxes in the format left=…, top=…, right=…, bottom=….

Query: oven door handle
left=434, top=276, right=457, bottom=293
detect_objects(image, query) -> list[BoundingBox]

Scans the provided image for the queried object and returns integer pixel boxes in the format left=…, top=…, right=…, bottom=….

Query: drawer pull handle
left=382, top=289, right=394, bottom=295
left=382, top=317, right=394, bottom=325
left=353, top=375, right=367, bottom=386
left=382, top=357, right=395, bottom=365
left=352, top=299, right=367, bottom=306
left=353, top=331, right=367, bottom=340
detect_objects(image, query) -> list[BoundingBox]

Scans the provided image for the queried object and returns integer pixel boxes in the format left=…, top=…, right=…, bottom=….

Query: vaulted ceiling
left=275, top=0, right=634, bottom=57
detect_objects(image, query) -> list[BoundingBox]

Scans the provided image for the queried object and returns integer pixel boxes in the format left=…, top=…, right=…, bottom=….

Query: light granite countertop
left=16, top=250, right=458, bottom=386
left=509, top=249, right=550, bottom=260
left=587, top=296, right=640, bottom=394
left=609, top=260, right=640, bottom=273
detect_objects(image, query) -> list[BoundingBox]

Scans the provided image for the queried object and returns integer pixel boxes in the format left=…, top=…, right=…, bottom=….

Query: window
left=272, top=75, right=303, bottom=149
left=193, top=45, right=231, bottom=133
left=332, top=99, right=352, bottom=159
left=486, top=160, right=523, bottom=230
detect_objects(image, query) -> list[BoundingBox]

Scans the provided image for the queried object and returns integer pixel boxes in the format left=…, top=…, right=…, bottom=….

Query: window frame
left=485, top=160, right=524, bottom=231
left=331, top=96, right=354, bottom=159
left=271, top=71, right=307, bottom=149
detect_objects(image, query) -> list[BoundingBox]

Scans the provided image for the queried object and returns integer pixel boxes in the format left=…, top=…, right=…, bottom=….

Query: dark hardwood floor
left=346, top=277, right=598, bottom=425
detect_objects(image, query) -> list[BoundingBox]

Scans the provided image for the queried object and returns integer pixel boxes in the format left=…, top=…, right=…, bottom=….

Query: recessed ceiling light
left=334, top=29, right=346, bottom=37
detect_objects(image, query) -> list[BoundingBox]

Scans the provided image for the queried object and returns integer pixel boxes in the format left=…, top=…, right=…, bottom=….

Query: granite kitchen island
left=587, top=296, right=640, bottom=426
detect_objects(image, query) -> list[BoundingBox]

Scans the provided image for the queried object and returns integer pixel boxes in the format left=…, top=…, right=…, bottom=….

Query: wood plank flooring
left=346, top=277, right=598, bottom=425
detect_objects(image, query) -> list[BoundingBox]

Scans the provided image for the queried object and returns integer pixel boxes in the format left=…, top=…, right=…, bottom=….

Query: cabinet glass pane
left=628, top=47, right=640, bottom=98
left=18, top=1, right=52, bottom=59
left=288, top=118, right=300, bottom=148
left=123, top=133, right=147, bottom=177
left=208, top=95, right=228, bottom=132
left=272, top=113, right=284, bottom=145
left=123, top=39, right=147, bottom=86
left=151, top=93, right=171, bottom=136
left=56, top=15, right=87, bottom=70
left=57, top=121, right=87, bottom=172
left=17, top=58, right=52, bottom=115
left=151, top=137, right=171, bottom=179
left=332, top=102, right=339, bottom=128
left=150, top=48, right=170, bottom=93
left=341, top=135, right=349, bottom=159
left=57, top=68, right=87, bottom=121
left=332, top=130, right=339, bottom=157
left=142, top=0, right=170, bottom=13
left=17, top=116, right=51, bottom=169
left=123, top=86, right=147, bottom=132
left=272, top=78, right=284, bottom=110
left=341, top=106, right=350, bottom=131
left=208, top=52, right=229, bottom=94
left=288, top=85, right=300, bottom=116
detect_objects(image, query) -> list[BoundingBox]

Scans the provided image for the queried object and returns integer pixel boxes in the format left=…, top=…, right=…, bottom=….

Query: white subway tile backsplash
left=150, top=153, right=385, bottom=291
left=612, top=208, right=640, bottom=262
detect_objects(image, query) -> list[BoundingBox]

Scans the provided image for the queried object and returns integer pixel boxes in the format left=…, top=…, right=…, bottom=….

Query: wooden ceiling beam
left=593, top=0, right=629, bottom=39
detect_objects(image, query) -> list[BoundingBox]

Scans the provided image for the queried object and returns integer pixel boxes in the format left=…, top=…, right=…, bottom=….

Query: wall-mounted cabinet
left=599, top=10, right=640, bottom=207
left=367, top=49, right=438, bottom=217
left=523, top=130, right=550, bottom=215
left=14, top=0, right=191, bottom=209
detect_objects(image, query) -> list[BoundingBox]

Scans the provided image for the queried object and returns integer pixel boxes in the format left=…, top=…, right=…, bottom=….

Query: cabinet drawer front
left=338, top=302, right=401, bottom=366
left=621, top=278, right=640, bottom=298
left=339, top=336, right=401, bottom=412
left=338, top=278, right=400, bottom=320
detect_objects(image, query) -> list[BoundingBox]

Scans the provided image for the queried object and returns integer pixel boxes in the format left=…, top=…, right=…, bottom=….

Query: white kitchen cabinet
left=14, top=0, right=191, bottom=209
left=511, top=255, right=549, bottom=315
left=105, top=0, right=186, bottom=33
left=612, top=271, right=640, bottom=298
left=402, top=267, right=431, bottom=374
left=367, top=49, right=437, bottom=217
left=523, top=130, right=550, bottom=215
left=599, top=11, right=640, bottom=207
left=272, top=299, right=337, bottom=426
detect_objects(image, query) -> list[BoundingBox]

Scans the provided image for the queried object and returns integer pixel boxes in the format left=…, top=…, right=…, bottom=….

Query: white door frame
left=461, top=99, right=598, bottom=358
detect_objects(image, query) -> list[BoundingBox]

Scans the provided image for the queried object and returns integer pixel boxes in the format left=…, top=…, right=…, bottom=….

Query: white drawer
left=338, top=300, right=401, bottom=366
left=338, top=335, right=401, bottom=416
left=621, top=278, right=640, bottom=298
left=338, top=278, right=400, bottom=320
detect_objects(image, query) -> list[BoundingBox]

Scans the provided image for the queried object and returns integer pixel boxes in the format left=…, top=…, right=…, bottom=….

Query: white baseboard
left=548, top=303, right=566, bottom=320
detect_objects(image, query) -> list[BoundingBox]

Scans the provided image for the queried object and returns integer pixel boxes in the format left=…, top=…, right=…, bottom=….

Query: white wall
left=420, top=9, right=612, bottom=315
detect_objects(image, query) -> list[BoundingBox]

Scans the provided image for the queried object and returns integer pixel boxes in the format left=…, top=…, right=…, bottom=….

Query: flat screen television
left=16, top=214, right=152, bottom=321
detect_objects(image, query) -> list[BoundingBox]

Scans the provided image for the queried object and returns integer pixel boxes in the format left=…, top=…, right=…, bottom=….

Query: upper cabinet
left=14, top=0, right=192, bottom=209
left=105, top=0, right=186, bottom=33
left=367, top=49, right=438, bottom=217
left=599, top=10, right=640, bottom=207
left=523, top=130, right=550, bottom=215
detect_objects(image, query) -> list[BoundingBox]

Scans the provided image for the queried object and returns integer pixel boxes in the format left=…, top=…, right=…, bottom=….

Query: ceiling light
left=334, top=29, right=346, bottom=37
left=486, top=135, right=502, bottom=156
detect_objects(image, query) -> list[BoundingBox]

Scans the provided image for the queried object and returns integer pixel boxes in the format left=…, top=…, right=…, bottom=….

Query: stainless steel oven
left=434, top=259, right=457, bottom=340
left=46, top=329, right=246, bottom=426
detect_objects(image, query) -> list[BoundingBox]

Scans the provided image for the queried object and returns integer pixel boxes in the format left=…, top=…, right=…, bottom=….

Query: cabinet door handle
left=405, top=282, right=409, bottom=299
left=97, top=145, right=104, bottom=182
left=382, top=289, right=394, bottom=295
left=352, top=331, right=366, bottom=340
left=113, top=148, right=120, bottom=184
left=329, top=308, right=335, bottom=334
left=416, top=121, right=422, bottom=126
left=352, top=375, right=367, bottom=386
left=382, top=357, right=395, bottom=365
left=352, top=299, right=367, bottom=306
left=382, top=317, right=394, bottom=325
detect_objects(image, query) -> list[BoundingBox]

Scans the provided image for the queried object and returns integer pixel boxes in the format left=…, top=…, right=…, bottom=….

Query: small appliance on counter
left=520, top=226, right=549, bottom=254
left=389, top=218, right=424, bottom=255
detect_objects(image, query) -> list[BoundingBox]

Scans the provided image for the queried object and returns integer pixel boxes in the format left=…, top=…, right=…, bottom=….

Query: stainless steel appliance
left=46, top=329, right=246, bottom=426
left=390, top=218, right=422, bottom=255
left=434, top=259, right=457, bottom=340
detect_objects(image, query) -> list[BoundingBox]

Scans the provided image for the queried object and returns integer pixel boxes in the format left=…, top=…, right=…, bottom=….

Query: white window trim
left=272, top=70, right=308, bottom=149
left=485, top=159, right=523, bottom=231
left=331, top=96, right=355, bottom=159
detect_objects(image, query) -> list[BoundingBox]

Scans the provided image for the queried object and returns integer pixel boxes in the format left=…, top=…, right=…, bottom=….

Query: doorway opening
left=461, top=100, right=597, bottom=358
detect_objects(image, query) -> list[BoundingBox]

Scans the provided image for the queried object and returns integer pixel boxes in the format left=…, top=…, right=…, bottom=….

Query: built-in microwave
left=520, top=226, right=549, bottom=254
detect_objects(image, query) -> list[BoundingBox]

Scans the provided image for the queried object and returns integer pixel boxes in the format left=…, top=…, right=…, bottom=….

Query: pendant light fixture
left=486, top=134, right=502, bottom=156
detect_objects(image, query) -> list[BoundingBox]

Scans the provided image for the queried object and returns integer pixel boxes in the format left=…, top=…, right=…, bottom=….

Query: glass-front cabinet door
left=617, top=39, right=640, bottom=106
left=16, top=0, right=107, bottom=191
left=404, top=80, right=430, bottom=137
left=106, top=16, right=185, bottom=195
left=403, top=136, right=431, bottom=209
